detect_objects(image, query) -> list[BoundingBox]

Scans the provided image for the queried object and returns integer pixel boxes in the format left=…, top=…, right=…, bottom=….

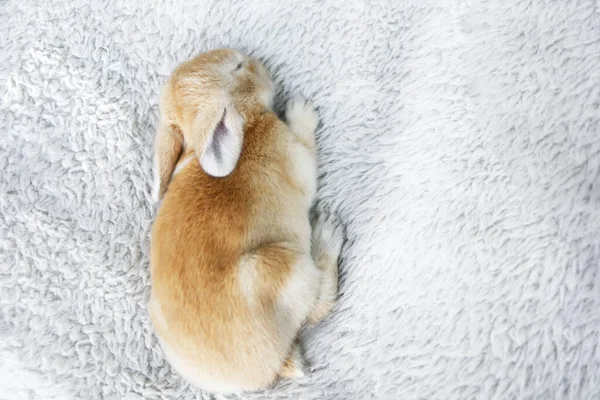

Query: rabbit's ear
left=196, top=106, right=245, bottom=178
left=152, top=121, right=184, bottom=202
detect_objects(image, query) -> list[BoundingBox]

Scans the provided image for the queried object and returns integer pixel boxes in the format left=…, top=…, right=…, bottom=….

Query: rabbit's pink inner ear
left=206, top=110, right=228, bottom=164
left=153, top=123, right=184, bottom=202
left=199, top=106, right=244, bottom=178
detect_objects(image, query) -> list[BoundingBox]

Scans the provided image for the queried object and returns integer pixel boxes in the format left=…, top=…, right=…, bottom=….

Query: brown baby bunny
left=149, top=48, right=344, bottom=394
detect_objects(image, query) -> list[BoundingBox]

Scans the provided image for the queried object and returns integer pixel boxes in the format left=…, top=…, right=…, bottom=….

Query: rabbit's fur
left=149, top=48, right=343, bottom=393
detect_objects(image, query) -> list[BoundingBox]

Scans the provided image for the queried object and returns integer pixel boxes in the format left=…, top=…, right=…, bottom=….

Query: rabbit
left=148, top=48, right=344, bottom=394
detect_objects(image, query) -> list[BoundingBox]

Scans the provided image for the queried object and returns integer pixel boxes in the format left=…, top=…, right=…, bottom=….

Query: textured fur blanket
left=1, top=1, right=599, bottom=399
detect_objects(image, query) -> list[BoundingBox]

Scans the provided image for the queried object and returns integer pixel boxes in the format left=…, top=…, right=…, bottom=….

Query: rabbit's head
left=153, top=48, right=274, bottom=201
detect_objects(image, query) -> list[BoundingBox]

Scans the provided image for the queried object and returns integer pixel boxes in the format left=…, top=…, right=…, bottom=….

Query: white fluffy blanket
left=1, top=0, right=599, bottom=399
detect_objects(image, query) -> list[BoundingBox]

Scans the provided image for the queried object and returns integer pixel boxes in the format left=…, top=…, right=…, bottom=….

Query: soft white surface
left=1, top=1, right=600, bottom=399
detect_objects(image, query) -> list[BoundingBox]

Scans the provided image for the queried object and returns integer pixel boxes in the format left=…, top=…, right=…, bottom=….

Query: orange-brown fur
left=149, top=48, right=340, bottom=393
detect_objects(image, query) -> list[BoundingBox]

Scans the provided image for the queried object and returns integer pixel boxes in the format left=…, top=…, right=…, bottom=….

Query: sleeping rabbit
left=149, top=48, right=344, bottom=393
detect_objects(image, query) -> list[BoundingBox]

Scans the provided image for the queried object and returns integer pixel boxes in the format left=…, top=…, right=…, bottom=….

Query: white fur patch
left=171, top=155, right=194, bottom=179
left=238, top=255, right=259, bottom=307
left=276, top=255, right=321, bottom=329
left=289, top=143, right=317, bottom=202
left=285, top=96, right=318, bottom=147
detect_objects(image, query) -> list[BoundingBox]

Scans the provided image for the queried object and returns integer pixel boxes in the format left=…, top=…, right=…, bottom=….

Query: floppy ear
left=152, top=121, right=184, bottom=202
left=197, top=106, right=245, bottom=178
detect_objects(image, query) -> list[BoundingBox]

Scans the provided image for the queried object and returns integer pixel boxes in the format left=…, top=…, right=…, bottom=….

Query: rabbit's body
left=149, top=49, right=343, bottom=393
